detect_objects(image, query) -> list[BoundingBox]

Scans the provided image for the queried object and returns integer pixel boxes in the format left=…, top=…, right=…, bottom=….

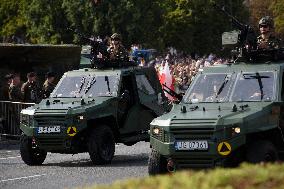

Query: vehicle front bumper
left=150, top=135, right=245, bottom=168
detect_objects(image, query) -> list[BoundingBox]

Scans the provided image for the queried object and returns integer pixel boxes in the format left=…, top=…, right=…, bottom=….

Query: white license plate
left=37, top=126, right=61, bottom=134
left=175, top=140, right=208, bottom=150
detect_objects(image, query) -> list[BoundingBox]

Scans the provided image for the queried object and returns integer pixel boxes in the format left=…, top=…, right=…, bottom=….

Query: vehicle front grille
left=170, top=119, right=216, bottom=140
left=35, top=115, right=66, bottom=127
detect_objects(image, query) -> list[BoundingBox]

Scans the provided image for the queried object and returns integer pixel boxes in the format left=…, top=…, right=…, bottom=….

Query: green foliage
left=86, top=163, right=284, bottom=189
left=0, top=0, right=26, bottom=39
left=0, top=0, right=251, bottom=54
left=270, top=0, right=284, bottom=38
left=22, top=0, right=68, bottom=44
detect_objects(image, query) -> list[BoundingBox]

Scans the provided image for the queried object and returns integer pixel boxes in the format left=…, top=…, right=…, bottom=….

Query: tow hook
left=167, top=158, right=176, bottom=173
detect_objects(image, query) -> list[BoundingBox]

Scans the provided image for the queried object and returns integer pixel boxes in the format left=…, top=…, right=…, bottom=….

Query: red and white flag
left=160, top=61, right=175, bottom=101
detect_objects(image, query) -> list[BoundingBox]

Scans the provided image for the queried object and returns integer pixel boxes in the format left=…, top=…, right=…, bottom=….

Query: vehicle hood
left=151, top=102, right=275, bottom=129
left=31, top=97, right=114, bottom=115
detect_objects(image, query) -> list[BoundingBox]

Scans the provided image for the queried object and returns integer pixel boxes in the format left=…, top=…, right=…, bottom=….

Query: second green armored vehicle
left=149, top=60, right=284, bottom=174
left=20, top=65, right=169, bottom=165
left=148, top=3, right=284, bottom=175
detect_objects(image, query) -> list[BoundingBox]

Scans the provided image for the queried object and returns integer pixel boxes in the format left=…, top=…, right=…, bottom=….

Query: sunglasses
left=260, top=25, right=268, bottom=28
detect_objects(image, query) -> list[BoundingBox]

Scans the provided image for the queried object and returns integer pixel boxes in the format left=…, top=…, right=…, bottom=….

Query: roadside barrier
left=0, top=101, right=34, bottom=139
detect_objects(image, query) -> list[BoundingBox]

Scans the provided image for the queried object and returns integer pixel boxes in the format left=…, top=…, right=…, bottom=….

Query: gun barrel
left=213, top=3, right=245, bottom=30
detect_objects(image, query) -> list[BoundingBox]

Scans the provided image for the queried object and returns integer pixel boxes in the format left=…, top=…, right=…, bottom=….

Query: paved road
left=0, top=141, right=151, bottom=189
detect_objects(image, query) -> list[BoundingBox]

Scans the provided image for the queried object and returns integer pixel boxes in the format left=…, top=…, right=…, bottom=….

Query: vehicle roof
left=202, top=61, right=284, bottom=73
left=64, top=66, right=154, bottom=76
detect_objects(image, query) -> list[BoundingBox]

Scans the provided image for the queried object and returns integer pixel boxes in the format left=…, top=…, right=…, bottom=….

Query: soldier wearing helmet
left=257, top=16, right=280, bottom=50
left=107, top=33, right=128, bottom=62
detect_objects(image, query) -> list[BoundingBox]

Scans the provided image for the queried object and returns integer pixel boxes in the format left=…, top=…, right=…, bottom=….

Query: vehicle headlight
left=74, top=115, right=85, bottom=123
left=232, top=127, right=241, bottom=135
left=150, top=126, right=169, bottom=142
left=153, top=127, right=161, bottom=135
left=20, top=114, right=33, bottom=126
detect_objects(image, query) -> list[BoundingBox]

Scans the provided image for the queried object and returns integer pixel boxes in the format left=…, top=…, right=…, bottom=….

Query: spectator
left=155, top=50, right=229, bottom=95
left=21, top=72, right=42, bottom=103
left=9, top=73, right=23, bottom=102
left=42, top=72, right=56, bottom=98
left=2, top=74, right=14, bottom=100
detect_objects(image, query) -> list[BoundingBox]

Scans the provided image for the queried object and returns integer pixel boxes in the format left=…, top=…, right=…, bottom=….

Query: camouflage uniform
left=108, top=45, right=128, bottom=60
left=257, top=35, right=280, bottom=50
left=108, top=33, right=128, bottom=61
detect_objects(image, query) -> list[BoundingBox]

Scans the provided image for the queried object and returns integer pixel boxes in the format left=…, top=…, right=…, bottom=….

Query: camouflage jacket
left=107, top=45, right=128, bottom=61
left=257, top=34, right=281, bottom=50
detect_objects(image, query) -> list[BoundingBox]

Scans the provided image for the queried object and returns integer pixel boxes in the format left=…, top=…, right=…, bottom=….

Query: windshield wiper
left=215, top=75, right=229, bottom=99
left=84, top=77, right=96, bottom=94
left=105, top=76, right=110, bottom=92
left=255, top=73, right=264, bottom=100
left=78, top=77, right=86, bottom=94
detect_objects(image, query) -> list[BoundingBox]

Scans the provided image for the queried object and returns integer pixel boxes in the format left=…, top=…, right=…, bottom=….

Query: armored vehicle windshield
left=184, top=71, right=275, bottom=103
left=51, top=74, right=119, bottom=98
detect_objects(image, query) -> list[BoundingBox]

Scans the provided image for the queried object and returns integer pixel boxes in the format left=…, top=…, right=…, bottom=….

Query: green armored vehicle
left=149, top=58, right=284, bottom=174
left=20, top=64, right=168, bottom=165
left=148, top=4, right=284, bottom=174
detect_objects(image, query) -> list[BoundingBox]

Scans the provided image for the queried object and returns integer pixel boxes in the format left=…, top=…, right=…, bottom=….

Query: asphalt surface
left=0, top=140, right=151, bottom=189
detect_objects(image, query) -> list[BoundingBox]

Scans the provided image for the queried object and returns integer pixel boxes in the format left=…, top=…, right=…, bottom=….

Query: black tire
left=246, top=140, right=278, bottom=163
left=88, top=125, right=115, bottom=165
left=148, top=149, right=167, bottom=175
left=20, top=135, right=47, bottom=165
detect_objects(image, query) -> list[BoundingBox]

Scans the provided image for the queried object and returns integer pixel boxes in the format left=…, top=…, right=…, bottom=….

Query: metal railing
left=0, top=101, right=35, bottom=139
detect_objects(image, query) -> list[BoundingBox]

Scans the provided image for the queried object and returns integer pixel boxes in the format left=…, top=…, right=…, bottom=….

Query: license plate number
left=175, top=140, right=208, bottom=151
left=37, top=126, right=61, bottom=134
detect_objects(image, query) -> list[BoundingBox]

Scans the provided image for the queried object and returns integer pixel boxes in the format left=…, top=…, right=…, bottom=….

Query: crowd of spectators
left=146, top=49, right=230, bottom=93
left=2, top=71, right=57, bottom=103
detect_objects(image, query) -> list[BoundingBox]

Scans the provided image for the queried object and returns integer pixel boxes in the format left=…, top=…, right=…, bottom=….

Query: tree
left=270, top=0, right=284, bottom=39
left=0, top=0, right=27, bottom=43
left=158, top=0, right=249, bottom=55
left=22, top=0, right=69, bottom=44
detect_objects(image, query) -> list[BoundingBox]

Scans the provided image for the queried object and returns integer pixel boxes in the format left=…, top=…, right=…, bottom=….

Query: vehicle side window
left=135, top=74, right=155, bottom=95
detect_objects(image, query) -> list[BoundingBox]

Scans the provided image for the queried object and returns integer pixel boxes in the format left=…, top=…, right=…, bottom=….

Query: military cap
left=259, top=16, right=274, bottom=29
left=111, top=33, right=122, bottom=40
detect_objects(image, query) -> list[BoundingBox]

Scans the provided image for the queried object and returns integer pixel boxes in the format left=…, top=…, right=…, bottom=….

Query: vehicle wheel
left=246, top=140, right=278, bottom=163
left=20, top=135, right=47, bottom=165
left=88, top=125, right=115, bottom=165
left=148, top=149, right=167, bottom=175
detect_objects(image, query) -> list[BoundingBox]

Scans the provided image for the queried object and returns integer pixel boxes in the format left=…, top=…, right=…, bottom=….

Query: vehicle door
left=118, top=72, right=155, bottom=135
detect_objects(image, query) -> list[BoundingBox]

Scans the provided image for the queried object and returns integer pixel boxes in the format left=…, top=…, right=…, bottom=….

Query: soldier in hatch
left=107, top=33, right=128, bottom=62
left=257, top=16, right=281, bottom=50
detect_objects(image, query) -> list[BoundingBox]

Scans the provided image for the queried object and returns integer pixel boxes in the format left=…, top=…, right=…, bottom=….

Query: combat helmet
left=259, top=16, right=274, bottom=29
left=111, top=33, right=122, bottom=41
